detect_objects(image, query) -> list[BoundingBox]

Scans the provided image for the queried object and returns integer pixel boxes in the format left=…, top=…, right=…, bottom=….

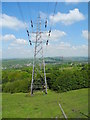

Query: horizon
left=1, top=56, right=88, bottom=60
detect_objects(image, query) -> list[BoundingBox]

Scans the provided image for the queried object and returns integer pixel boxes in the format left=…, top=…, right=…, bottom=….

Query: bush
left=3, top=80, right=31, bottom=93
left=47, top=65, right=88, bottom=93
left=2, top=64, right=89, bottom=93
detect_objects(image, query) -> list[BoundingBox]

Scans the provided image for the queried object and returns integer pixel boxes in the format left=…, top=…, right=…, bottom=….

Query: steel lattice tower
left=30, top=16, right=48, bottom=95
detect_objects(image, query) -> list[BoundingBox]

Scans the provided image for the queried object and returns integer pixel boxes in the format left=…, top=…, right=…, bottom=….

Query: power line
left=46, top=2, right=58, bottom=46
left=17, top=2, right=32, bottom=46
left=50, top=2, right=58, bottom=30
left=47, top=2, right=49, bottom=18
left=53, top=2, right=57, bottom=16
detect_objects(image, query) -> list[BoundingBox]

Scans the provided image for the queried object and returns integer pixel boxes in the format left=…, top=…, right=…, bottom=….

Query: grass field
left=2, top=88, right=88, bottom=118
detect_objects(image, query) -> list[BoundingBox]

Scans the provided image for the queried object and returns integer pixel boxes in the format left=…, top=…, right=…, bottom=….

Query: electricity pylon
left=27, top=15, right=51, bottom=95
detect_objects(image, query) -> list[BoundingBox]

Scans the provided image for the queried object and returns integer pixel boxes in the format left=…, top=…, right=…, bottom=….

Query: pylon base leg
left=31, top=84, right=33, bottom=96
left=31, top=90, right=33, bottom=96
left=45, top=89, right=47, bottom=94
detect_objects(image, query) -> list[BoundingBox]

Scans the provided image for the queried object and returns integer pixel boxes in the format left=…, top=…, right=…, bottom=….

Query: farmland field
left=2, top=88, right=88, bottom=118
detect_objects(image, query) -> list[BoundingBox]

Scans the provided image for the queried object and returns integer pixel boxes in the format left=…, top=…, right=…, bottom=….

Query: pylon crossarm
left=31, top=39, right=47, bottom=44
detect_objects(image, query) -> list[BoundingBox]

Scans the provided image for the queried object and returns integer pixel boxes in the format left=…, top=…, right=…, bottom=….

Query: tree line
left=2, top=64, right=88, bottom=93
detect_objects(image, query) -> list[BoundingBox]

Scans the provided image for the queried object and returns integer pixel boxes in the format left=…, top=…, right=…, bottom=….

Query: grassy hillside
left=2, top=88, right=88, bottom=118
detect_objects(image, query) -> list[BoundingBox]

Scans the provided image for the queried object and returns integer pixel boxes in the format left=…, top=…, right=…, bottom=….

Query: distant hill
left=2, top=57, right=88, bottom=69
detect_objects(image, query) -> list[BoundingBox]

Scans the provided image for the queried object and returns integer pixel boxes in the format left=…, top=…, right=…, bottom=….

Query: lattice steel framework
left=30, top=16, right=49, bottom=95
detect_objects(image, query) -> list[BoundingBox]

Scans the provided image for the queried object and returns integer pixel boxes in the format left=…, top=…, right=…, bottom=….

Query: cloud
left=49, top=8, right=85, bottom=25
left=45, top=42, right=88, bottom=57
left=1, top=34, right=28, bottom=46
left=50, top=30, right=66, bottom=41
left=0, top=35, right=2, bottom=41
left=1, top=34, right=16, bottom=41
left=0, top=14, right=25, bottom=30
left=2, top=40, right=88, bottom=58
left=82, top=30, right=88, bottom=40
left=57, top=42, right=71, bottom=49
left=30, top=30, right=66, bottom=43
left=2, top=34, right=29, bottom=58
left=10, top=39, right=28, bottom=48
left=3, top=47, right=33, bottom=59
left=15, top=38, right=28, bottom=45
left=39, top=11, right=47, bottom=20
left=2, top=32, right=88, bottom=58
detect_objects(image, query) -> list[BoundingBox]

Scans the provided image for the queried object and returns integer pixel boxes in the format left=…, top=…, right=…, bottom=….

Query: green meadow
left=2, top=88, right=88, bottom=118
